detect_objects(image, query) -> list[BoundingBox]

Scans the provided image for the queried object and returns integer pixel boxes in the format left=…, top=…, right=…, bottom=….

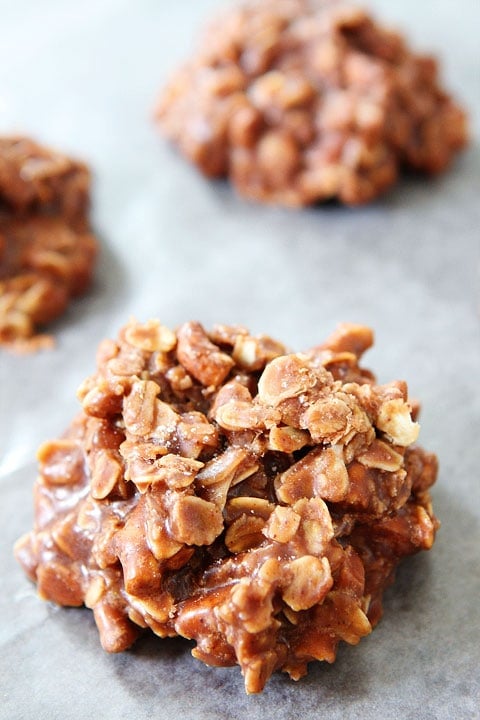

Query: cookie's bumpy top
left=156, top=0, right=467, bottom=206
left=15, top=319, right=438, bottom=692
left=0, top=136, right=97, bottom=350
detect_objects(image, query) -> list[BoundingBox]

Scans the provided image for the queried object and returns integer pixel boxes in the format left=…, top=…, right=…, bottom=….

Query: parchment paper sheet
left=1, top=1, right=479, bottom=718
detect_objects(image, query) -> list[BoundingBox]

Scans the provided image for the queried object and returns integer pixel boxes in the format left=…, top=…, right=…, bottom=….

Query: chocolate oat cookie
left=0, top=136, right=97, bottom=350
left=156, top=0, right=467, bottom=206
left=15, top=319, right=439, bottom=693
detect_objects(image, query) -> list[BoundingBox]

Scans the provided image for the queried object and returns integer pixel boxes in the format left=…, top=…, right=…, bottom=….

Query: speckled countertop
left=0, top=1, right=479, bottom=718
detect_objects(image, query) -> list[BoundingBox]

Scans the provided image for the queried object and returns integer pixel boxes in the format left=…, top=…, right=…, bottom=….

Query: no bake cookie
left=15, top=319, right=439, bottom=693
left=156, top=0, right=467, bottom=206
left=0, top=136, right=97, bottom=350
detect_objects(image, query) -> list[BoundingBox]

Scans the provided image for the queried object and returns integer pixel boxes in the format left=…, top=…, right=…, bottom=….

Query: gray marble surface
left=0, top=1, right=479, bottom=718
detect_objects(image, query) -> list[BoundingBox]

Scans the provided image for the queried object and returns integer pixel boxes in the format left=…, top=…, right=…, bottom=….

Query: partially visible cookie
left=156, top=0, right=468, bottom=206
left=0, top=137, right=98, bottom=351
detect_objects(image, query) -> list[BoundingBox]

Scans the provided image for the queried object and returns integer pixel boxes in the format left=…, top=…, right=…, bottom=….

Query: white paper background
left=1, top=1, right=479, bottom=718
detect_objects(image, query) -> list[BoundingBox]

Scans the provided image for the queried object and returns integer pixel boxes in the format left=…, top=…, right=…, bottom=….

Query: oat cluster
left=15, top=319, right=439, bottom=693
left=0, top=136, right=97, bottom=350
left=156, top=0, right=467, bottom=206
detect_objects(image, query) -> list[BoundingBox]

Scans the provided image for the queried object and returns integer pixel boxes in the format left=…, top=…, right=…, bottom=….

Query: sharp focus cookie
left=15, top=319, right=439, bottom=693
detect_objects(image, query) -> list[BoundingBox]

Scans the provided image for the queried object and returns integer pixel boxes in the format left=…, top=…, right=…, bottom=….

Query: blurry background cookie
left=156, top=0, right=468, bottom=206
left=0, top=137, right=98, bottom=351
